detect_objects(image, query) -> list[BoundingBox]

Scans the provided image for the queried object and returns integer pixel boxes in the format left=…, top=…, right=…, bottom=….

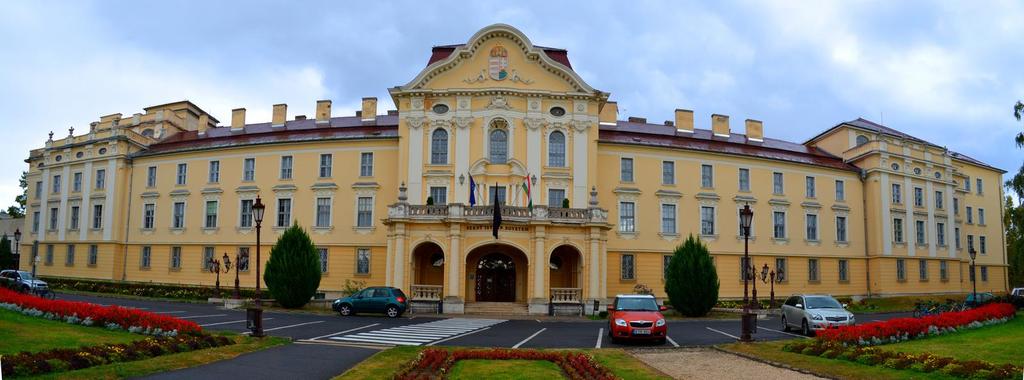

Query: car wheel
left=386, top=305, right=400, bottom=318
left=338, top=304, right=353, bottom=316
left=801, top=319, right=812, bottom=336
left=781, top=315, right=790, bottom=332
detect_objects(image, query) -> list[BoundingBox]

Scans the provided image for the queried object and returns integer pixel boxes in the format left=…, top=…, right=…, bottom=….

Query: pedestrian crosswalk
left=329, top=318, right=505, bottom=346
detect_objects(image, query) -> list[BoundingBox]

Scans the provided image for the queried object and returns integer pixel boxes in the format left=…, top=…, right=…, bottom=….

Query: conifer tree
left=664, top=235, right=719, bottom=317
left=263, top=224, right=321, bottom=308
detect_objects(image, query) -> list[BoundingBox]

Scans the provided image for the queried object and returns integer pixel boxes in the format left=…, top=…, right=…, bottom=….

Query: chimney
left=711, top=114, right=730, bottom=137
left=674, top=109, right=694, bottom=133
left=316, top=100, right=332, bottom=125
left=745, top=119, right=764, bottom=142
left=272, top=104, right=287, bottom=128
left=198, top=114, right=209, bottom=136
left=599, top=101, right=618, bottom=126
left=627, top=116, right=647, bottom=124
left=361, top=97, right=377, bottom=123
left=231, top=108, right=246, bottom=131
left=132, top=113, right=142, bottom=125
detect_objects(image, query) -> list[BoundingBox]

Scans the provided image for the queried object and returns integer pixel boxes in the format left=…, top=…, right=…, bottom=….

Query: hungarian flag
left=521, top=174, right=533, bottom=211
left=492, top=183, right=502, bottom=239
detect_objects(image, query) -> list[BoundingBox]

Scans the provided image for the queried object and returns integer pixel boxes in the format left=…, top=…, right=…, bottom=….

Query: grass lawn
left=449, top=359, right=564, bottom=379
left=878, top=313, right=1023, bottom=365
left=846, top=294, right=965, bottom=313
left=0, top=308, right=143, bottom=355
left=720, top=341, right=958, bottom=380
left=336, top=346, right=670, bottom=380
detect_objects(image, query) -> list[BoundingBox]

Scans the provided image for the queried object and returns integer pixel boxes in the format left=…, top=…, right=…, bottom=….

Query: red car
left=607, top=294, right=668, bottom=344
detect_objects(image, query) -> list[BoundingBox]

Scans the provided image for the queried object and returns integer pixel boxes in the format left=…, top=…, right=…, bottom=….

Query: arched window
left=489, top=128, right=508, bottom=164
left=431, top=129, right=448, bottom=164
left=548, top=131, right=566, bottom=167
left=855, top=135, right=869, bottom=146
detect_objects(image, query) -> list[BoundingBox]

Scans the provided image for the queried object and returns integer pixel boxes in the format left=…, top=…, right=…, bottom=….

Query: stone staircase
left=464, top=302, right=530, bottom=316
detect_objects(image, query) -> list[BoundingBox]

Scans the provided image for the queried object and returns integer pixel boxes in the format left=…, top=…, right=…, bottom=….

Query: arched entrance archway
left=465, top=243, right=529, bottom=303
left=411, top=242, right=445, bottom=288
left=549, top=245, right=582, bottom=289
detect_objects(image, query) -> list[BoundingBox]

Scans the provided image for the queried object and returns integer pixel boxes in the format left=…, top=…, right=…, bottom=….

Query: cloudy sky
left=1, top=1, right=1022, bottom=210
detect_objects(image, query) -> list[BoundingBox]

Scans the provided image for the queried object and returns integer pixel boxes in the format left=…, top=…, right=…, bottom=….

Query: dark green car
left=332, top=287, right=409, bottom=318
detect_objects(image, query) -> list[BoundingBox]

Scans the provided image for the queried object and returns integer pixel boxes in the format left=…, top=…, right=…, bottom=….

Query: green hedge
left=41, top=277, right=259, bottom=301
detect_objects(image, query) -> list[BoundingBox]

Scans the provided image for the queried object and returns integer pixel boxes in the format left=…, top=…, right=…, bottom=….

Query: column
left=385, top=234, right=394, bottom=286
left=905, top=175, right=915, bottom=257
left=926, top=180, right=937, bottom=257
left=37, top=167, right=50, bottom=242
left=533, top=226, right=546, bottom=300
left=102, top=158, right=117, bottom=241
left=448, top=225, right=461, bottom=297
left=946, top=184, right=956, bottom=258
left=407, top=125, right=424, bottom=204
left=572, top=127, right=589, bottom=207
left=393, top=226, right=406, bottom=289
left=881, top=172, right=892, bottom=255
left=589, top=229, right=600, bottom=299
left=454, top=118, right=471, bottom=204
left=79, top=161, right=93, bottom=241
left=57, top=165, right=70, bottom=241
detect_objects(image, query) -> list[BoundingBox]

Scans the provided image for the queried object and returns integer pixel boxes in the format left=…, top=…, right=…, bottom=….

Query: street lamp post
left=13, top=229, right=21, bottom=270
left=225, top=252, right=237, bottom=299
left=765, top=265, right=783, bottom=309
left=31, top=240, right=39, bottom=279
left=739, top=204, right=754, bottom=342
left=247, top=196, right=266, bottom=337
left=208, top=257, right=222, bottom=297
left=969, top=247, right=977, bottom=306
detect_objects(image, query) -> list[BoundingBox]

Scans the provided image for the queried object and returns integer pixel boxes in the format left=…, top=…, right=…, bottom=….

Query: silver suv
left=781, top=294, right=855, bottom=336
left=0, top=270, right=48, bottom=293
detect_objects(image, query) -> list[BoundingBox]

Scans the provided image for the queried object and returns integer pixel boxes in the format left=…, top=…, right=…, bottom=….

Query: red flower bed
left=817, top=303, right=1015, bottom=345
left=0, top=287, right=201, bottom=335
left=395, top=348, right=617, bottom=380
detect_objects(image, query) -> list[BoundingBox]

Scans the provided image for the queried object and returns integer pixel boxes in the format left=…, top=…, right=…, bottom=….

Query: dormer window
left=855, top=135, right=868, bottom=146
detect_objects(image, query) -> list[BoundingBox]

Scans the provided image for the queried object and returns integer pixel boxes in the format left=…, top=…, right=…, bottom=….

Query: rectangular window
left=919, top=259, right=928, bottom=280
left=955, top=227, right=961, bottom=249
left=663, top=255, right=672, bottom=279
left=208, top=161, right=220, bottom=183
left=892, top=183, right=902, bottom=204
left=805, top=176, right=816, bottom=198
left=277, top=198, right=292, bottom=227
left=203, top=247, right=215, bottom=271
left=965, top=177, right=971, bottom=191
left=170, top=246, right=181, bottom=269
left=808, top=258, right=819, bottom=282
left=52, top=175, right=61, bottom=193
left=243, top=158, right=255, bottom=181
left=893, top=218, right=904, bottom=243
left=916, top=220, right=926, bottom=245
left=88, top=245, right=98, bottom=266
left=838, top=259, right=849, bottom=282
left=65, top=245, right=75, bottom=266
left=805, top=214, right=818, bottom=241
left=70, top=206, right=80, bottom=230
left=662, top=161, right=674, bottom=185
left=319, top=154, right=333, bottom=178
left=773, top=211, right=786, bottom=239
left=954, top=198, right=959, bottom=215
left=978, top=208, right=985, bottom=225
left=32, top=211, right=39, bottom=232
left=140, top=246, right=151, bottom=268
left=773, top=172, right=784, bottom=194
left=318, top=248, right=329, bottom=274
left=429, top=187, right=448, bottom=205
left=967, top=234, right=974, bottom=252
left=547, top=189, right=565, bottom=208
left=360, top=152, right=374, bottom=177
left=940, top=261, right=948, bottom=280
left=700, top=206, right=715, bottom=235
left=914, top=187, right=923, bottom=207
left=45, top=245, right=53, bottom=265
left=976, top=178, right=983, bottom=194
left=92, top=204, right=103, bottom=229
left=935, top=191, right=943, bottom=209
left=280, top=156, right=293, bottom=179
left=35, top=181, right=42, bottom=198
left=775, top=258, right=787, bottom=282
left=896, top=259, right=906, bottom=281
left=836, top=216, right=847, bottom=242
left=205, top=201, right=218, bottom=228
left=489, top=186, right=507, bottom=205
left=620, top=254, right=635, bottom=280
left=835, top=180, right=845, bottom=201
left=966, top=206, right=973, bottom=224
left=143, top=203, right=155, bottom=229
left=981, top=266, right=988, bottom=281
left=315, top=197, right=331, bottom=228
left=49, top=207, right=58, bottom=230
left=980, top=236, right=986, bottom=254
left=240, top=199, right=253, bottom=228
left=176, top=163, right=187, bottom=185
left=620, top=158, right=634, bottom=182
left=172, top=202, right=185, bottom=229
left=357, top=197, right=373, bottom=227
left=237, top=247, right=250, bottom=271
left=73, top=172, right=82, bottom=192
left=147, top=166, right=157, bottom=187
left=619, top=202, right=635, bottom=233
left=95, top=169, right=105, bottom=189
left=356, top=248, right=371, bottom=274
left=661, top=204, right=676, bottom=234
left=937, top=222, right=946, bottom=246
left=701, top=164, right=713, bottom=188
left=738, top=168, right=750, bottom=192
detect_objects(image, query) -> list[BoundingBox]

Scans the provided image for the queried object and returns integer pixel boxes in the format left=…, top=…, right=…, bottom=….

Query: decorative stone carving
left=411, top=98, right=424, bottom=110
left=529, top=99, right=541, bottom=111
left=572, top=120, right=590, bottom=132
left=463, top=69, right=488, bottom=84
left=486, top=95, right=512, bottom=110
left=524, top=118, right=545, bottom=131
left=454, top=117, right=473, bottom=129
left=405, top=116, right=426, bottom=130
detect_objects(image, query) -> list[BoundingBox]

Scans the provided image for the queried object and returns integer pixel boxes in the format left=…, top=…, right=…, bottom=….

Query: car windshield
left=18, top=272, right=34, bottom=281
left=804, top=296, right=843, bottom=309
left=615, top=297, right=659, bottom=311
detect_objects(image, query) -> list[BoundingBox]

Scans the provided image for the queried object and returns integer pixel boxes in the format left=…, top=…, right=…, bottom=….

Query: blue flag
left=468, top=174, right=477, bottom=206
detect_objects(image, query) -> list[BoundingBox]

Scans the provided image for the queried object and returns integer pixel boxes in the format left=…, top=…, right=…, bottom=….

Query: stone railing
left=408, top=205, right=449, bottom=217
left=464, top=205, right=532, bottom=218
left=410, top=284, right=443, bottom=301
left=550, top=288, right=582, bottom=304
left=386, top=192, right=607, bottom=225
left=547, top=207, right=589, bottom=220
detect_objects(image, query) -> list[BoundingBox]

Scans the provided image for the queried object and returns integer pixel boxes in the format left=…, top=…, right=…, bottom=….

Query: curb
left=712, top=345, right=841, bottom=380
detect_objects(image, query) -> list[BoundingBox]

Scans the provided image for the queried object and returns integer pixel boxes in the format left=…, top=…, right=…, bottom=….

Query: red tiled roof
left=427, top=44, right=572, bottom=68
left=599, top=120, right=861, bottom=172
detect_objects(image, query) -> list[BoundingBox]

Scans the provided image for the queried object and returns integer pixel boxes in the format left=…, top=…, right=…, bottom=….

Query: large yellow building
left=20, top=24, right=1008, bottom=314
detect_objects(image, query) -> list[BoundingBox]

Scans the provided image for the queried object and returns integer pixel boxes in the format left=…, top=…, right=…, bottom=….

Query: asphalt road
left=53, top=293, right=912, bottom=379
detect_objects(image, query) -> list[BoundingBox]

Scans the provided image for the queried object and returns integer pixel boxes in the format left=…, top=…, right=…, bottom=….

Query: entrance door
left=475, top=253, right=515, bottom=302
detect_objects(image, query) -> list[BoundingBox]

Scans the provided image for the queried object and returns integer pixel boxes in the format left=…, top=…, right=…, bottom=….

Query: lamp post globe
left=738, top=204, right=754, bottom=342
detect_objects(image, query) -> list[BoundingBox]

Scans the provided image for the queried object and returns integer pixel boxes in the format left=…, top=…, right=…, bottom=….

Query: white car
left=781, top=294, right=855, bottom=336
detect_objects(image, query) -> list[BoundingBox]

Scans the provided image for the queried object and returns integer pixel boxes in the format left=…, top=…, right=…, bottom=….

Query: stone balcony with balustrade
left=386, top=184, right=608, bottom=226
